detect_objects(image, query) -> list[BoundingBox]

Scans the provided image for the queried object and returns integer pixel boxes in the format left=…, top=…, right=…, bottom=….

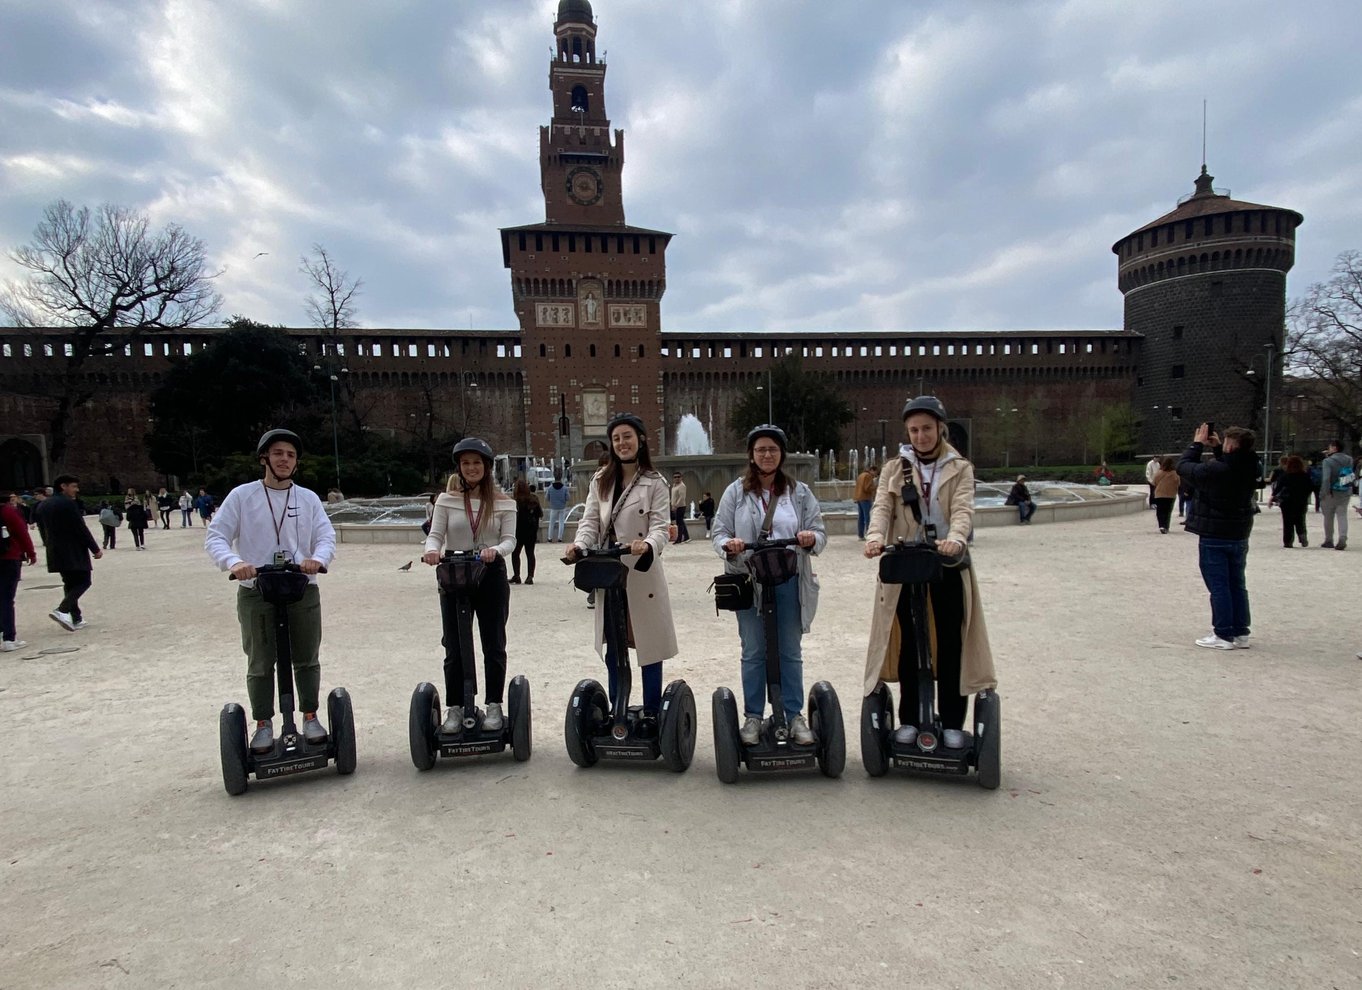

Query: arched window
left=571, top=85, right=589, bottom=113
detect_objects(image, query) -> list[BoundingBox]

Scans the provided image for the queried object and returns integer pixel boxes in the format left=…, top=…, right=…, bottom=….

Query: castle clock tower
left=500, top=0, right=671, bottom=459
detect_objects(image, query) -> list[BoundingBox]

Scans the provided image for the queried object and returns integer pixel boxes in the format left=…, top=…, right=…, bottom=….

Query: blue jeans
left=735, top=577, right=804, bottom=720
left=855, top=500, right=872, bottom=539
left=605, top=638, right=663, bottom=712
left=1197, top=537, right=1250, bottom=640
left=1016, top=500, right=1036, bottom=523
left=547, top=507, right=566, bottom=542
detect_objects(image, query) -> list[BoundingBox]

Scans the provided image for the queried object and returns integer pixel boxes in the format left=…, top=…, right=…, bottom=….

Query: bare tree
left=1, top=200, right=221, bottom=464
left=300, top=243, right=362, bottom=331
left=1286, top=249, right=1362, bottom=444
left=300, top=244, right=366, bottom=431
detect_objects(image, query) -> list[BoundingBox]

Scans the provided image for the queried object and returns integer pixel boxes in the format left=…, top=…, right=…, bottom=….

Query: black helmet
left=451, top=437, right=494, bottom=466
left=902, top=395, right=947, bottom=422
left=256, top=429, right=302, bottom=458
left=605, top=412, right=647, bottom=442
left=745, top=424, right=788, bottom=451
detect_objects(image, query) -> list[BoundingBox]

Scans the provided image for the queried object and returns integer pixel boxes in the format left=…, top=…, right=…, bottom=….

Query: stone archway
left=0, top=436, right=45, bottom=491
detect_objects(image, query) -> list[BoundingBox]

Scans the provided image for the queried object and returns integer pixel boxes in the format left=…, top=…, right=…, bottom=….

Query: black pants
left=673, top=508, right=689, bottom=541
left=511, top=538, right=537, bottom=580
left=0, top=559, right=20, bottom=641
left=439, top=559, right=510, bottom=706
left=895, top=567, right=967, bottom=730
left=130, top=526, right=145, bottom=549
left=1153, top=497, right=1175, bottom=531
left=1280, top=501, right=1308, bottom=547
left=57, top=570, right=92, bottom=622
left=160, top=509, right=171, bottom=528
left=101, top=524, right=116, bottom=548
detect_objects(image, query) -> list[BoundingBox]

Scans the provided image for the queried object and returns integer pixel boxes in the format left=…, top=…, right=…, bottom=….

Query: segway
left=563, top=544, right=696, bottom=771
left=218, top=563, right=356, bottom=795
left=711, top=537, right=845, bottom=783
left=409, top=549, right=531, bottom=769
left=861, top=537, right=1001, bottom=789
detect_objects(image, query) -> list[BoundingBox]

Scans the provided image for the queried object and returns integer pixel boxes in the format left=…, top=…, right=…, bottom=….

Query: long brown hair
left=1286, top=454, right=1306, bottom=474
left=513, top=479, right=538, bottom=507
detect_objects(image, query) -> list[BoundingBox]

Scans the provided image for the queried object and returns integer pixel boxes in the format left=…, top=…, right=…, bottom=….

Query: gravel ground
left=1, top=508, right=1359, bottom=989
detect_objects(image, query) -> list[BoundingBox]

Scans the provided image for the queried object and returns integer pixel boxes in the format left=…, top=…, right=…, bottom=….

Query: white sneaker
left=739, top=716, right=761, bottom=746
left=1, top=640, right=25, bottom=652
left=893, top=724, right=918, bottom=745
left=788, top=713, right=814, bottom=745
left=72, top=620, right=87, bottom=630
left=482, top=702, right=504, bottom=732
left=1233, top=636, right=1251, bottom=649
left=942, top=728, right=968, bottom=749
left=49, top=610, right=75, bottom=632
left=440, top=706, right=463, bottom=734
left=1195, top=634, right=1236, bottom=651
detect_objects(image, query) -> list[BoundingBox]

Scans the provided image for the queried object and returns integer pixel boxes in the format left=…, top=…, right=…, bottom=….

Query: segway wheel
left=860, top=683, right=893, bottom=778
left=409, top=682, right=439, bottom=771
left=711, top=687, right=741, bottom=784
left=809, top=681, right=846, bottom=779
left=509, top=674, right=533, bottom=762
left=564, top=678, right=606, bottom=768
left=974, top=690, right=1002, bottom=790
left=659, top=679, right=696, bottom=773
left=328, top=687, right=357, bottom=776
left=219, top=702, right=249, bottom=796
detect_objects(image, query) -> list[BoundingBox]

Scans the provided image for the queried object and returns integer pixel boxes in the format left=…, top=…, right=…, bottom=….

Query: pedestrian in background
left=698, top=491, right=716, bottom=537
left=670, top=471, right=690, bottom=543
left=510, top=479, right=543, bottom=585
left=126, top=498, right=150, bottom=550
left=98, top=502, right=120, bottom=549
left=178, top=490, right=193, bottom=527
left=1005, top=474, right=1037, bottom=524
left=1152, top=456, right=1180, bottom=533
left=854, top=461, right=877, bottom=539
left=1319, top=439, right=1353, bottom=550
left=156, top=488, right=174, bottom=529
left=1269, top=455, right=1313, bottom=548
left=545, top=469, right=570, bottom=542
left=1, top=489, right=39, bottom=651
left=33, top=474, right=102, bottom=632
left=1145, top=455, right=1161, bottom=509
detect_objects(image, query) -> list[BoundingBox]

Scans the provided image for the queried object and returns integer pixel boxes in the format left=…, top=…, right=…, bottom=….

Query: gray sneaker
left=739, top=716, right=761, bottom=746
left=441, top=706, right=463, bottom=734
left=302, top=715, right=328, bottom=745
left=1233, top=635, right=1251, bottom=649
left=482, top=702, right=504, bottom=732
left=893, top=723, right=918, bottom=746
left=789, top=713, right=814, bottom=745
left=942, top=728, right=968, bottom=749
left=249, top=721, right=274, bottom=754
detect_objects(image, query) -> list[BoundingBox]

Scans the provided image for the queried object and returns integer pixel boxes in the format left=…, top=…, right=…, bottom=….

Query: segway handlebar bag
left=254, top=569, right=312, bottom=605
left=573, top=558, right=628, bottom=593
left=878, top=543, right=942, bottom=586
left=748, top=546, right=799, bottom=586
left=437, top=555, right=487, bottom=593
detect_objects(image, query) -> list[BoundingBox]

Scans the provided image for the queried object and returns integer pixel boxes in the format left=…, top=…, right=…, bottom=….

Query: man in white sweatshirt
left=206, top=429, right=336, bottom=754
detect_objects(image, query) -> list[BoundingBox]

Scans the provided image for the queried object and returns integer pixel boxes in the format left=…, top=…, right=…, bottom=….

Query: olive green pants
left=237, top=583, right=322, bottom=722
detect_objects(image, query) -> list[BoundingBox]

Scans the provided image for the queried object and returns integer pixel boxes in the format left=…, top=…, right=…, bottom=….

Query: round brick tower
left=1114, top=167, right=1302, bottom=456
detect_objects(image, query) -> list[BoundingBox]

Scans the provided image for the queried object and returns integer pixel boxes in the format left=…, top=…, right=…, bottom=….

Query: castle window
left=589, top=344, right=596, bottom=357
left=1173, top=324, right=1184, bottom=339
left=648, top=237, right=657, bottom=253
left=568, top=235, right=576, bottom=252
left=754, top=346, right=763, bottom=358
left=1151, top=228, right=1158, bottom=247
left=427, top=344, right=435, bottom=357
left=1171, top=364, right=1185, bottom=378
left=1185, top=220, right=1193, bottom=239
left=564, top=344, right=572, bottom=357
left=513, top=345, right=521, bottom=357
left=584, top=236, right=591, bottom=253
left=552, top=235, right=560, bottom=252
left=571, top=85, right=589, bottom=112
left=535, top=234, right=544, bottom=251
left=614, top=344, right=620, bottom=357
left=1210, top=281, right=1223, bottom=297
left=1170, top=407, right=1183, bottom=421
left=1204, top=218, right=1213, bottom=236
left=637, top=345, right=645, bottom=358
left=1, top=343, right=8, bottom=357
left=539, top=344, right=546, bottom=357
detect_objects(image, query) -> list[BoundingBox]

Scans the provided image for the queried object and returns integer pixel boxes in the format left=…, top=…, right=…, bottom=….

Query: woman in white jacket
left=422, top=438, right=517, bottom=733
left=712, top=424, right=825, bottom=746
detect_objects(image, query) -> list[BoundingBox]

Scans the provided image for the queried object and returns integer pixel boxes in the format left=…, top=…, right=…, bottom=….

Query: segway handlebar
left=229, top=562, right=328, bottom=580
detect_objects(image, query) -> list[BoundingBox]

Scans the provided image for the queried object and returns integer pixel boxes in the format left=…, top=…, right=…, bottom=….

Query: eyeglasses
left=752, top=447, right=782, bottom=456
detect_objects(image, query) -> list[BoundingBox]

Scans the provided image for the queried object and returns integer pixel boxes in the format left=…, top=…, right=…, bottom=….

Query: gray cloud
left=1, top=0, right=1358, bottom=333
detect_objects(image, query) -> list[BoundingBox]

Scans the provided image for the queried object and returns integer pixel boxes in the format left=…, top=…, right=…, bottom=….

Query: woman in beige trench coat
left=863, top=396, right=996, bottom=749
left=568, top=413, right=678, bottom=713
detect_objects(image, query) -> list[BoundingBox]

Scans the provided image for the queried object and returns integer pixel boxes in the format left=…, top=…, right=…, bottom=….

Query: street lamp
left=753, top=368, right=773, bottom=422
left=313, top=363, right=347, bottom=490
left=1245, top=342, right=1276, bottom=467
left=995, top=407, right=1018, bottom=468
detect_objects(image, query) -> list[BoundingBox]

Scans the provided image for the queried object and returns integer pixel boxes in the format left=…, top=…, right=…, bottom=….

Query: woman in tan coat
left=863, top=396, right=996, bottom=748
left=567, top=413, right=678, bottom=714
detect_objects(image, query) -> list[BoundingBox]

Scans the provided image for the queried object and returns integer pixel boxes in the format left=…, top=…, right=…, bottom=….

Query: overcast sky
left=2, top=0, right=1358, bottom=334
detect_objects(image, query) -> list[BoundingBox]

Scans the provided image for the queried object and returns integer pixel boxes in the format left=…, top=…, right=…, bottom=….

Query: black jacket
left=1177, top=443, right=1257, bottom=540
left=1275, top=472, right=1315, bottom=508
left=33, top=494, right=99, bottom=573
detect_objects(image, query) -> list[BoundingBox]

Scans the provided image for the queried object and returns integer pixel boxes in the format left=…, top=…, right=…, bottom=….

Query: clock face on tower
left=566, top=167, right=604, bottom=206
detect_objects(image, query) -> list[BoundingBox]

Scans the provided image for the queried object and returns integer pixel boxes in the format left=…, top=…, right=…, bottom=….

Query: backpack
left=1330, top=463, right=1355, bottom=494
left=99, top=507, right=118, bottom=527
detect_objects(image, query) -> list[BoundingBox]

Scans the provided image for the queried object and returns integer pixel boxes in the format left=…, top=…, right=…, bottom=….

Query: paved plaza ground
left=1, top=505, right=1359, bottom=989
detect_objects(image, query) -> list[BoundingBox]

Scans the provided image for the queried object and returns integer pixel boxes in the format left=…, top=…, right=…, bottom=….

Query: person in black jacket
left=1177, top=424, right=1257, bottom=651
left=32, top=475, right=102, bottom=631
left=1268, top=454, right=1314, bottom=548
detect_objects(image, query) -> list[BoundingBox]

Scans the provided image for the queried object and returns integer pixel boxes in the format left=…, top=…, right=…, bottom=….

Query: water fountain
left=674, top=414, right=713, bottom=456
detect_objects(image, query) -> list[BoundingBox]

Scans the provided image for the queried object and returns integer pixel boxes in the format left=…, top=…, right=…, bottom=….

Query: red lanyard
left=463, top=489, right=484, bottom=540
left=261, top=482, right=291, bottom=547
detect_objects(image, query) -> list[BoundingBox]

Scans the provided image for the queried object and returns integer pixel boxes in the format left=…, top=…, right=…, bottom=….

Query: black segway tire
left=509, top=674, right=532, bottom=762
left=860, top=683, right=893, bottom=778
left=219, top=703, right=249, bottom=796
left=564, top=678, right=606, bottom=768
left=711, top=687, right=741, bottom=784
left=975, top=690, right=1001, bottom=790
left=659, top=679, right=696, bottom=773
left=809, top=681, right=846, bottom=779
left=328, top=687, right=357, bottom=775
left=409, top=682, right=439, bottom=771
